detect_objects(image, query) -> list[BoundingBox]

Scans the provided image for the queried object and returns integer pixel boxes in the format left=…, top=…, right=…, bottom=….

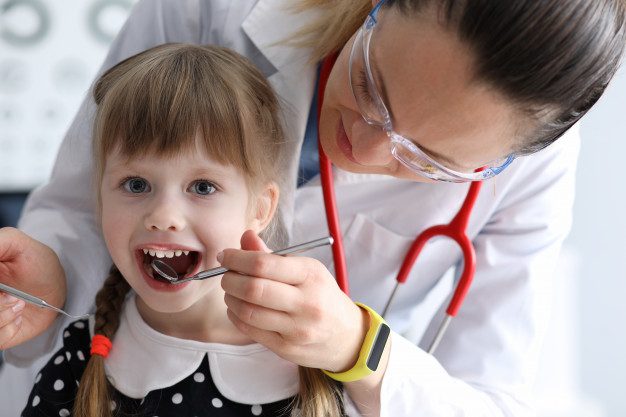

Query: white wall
left=567, top=63, right=626, bottom=417
left=0, top=0, right=135, bottom=191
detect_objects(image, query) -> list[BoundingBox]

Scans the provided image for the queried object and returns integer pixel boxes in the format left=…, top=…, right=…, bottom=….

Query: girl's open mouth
left=139, top=248, right=201, bottom=283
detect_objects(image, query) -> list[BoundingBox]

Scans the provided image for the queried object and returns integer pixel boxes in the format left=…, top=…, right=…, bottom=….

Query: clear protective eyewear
left=348, top=1, right=515, bottom=182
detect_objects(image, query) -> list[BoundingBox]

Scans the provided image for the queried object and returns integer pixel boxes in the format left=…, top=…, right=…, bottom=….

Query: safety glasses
left=348, top=1, right=515, bottom=182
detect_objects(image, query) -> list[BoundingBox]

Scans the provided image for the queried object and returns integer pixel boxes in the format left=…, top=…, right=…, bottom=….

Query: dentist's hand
left=221, top=230, right=368, bottom=373
left=0, top=227, right=66, bottom=349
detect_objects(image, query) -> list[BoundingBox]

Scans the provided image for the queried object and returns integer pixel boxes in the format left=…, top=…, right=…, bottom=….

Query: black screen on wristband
left=366, top=323, right=390, bottom=371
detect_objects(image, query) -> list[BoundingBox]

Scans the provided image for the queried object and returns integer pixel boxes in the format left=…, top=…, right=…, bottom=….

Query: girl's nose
left=144, top=198, right=186, bottom=232
left=350, top=120, right=394, bottom=166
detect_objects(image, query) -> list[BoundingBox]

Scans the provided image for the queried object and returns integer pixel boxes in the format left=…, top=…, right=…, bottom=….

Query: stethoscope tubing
left=316, top=53, right=481, bottom=354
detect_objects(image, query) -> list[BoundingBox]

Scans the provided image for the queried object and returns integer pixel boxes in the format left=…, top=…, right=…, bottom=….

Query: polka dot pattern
left=21, top=318, right=298, bottom=417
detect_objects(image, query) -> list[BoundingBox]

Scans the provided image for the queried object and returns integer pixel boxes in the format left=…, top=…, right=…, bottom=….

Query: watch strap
left=322, top=302, right=390, bottom=382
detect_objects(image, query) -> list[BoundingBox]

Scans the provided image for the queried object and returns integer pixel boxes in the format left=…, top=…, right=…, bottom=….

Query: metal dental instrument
left=0, top=282, right=90, bottom=320
left=152, top=236, right=334, bottom=284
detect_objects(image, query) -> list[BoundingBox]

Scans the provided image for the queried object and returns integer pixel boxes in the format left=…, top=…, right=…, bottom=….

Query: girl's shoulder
left=46, top=318, right=92, bottom=381
left=21, top=319, right=91, bottom=416
left=59, top=318, right=92, bottom=359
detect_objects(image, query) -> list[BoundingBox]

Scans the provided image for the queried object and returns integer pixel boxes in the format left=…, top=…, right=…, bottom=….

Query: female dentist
left=1, top=0, right=625, bottom=416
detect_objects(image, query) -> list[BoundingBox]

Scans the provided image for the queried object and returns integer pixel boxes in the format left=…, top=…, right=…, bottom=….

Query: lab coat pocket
left=339, top=214, right=415, bottom=311
left=340, top=213, right=462, bottom=331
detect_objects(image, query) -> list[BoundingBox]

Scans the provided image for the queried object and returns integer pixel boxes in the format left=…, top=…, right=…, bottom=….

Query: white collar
left=96, top=295, right=299, bottom=403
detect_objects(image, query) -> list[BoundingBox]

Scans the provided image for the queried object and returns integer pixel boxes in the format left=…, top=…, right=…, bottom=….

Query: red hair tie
left=91, top=334, right=112, bottom=358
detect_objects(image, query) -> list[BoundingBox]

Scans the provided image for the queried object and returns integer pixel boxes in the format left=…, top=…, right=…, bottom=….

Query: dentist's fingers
left=0, top=301, right=23, bottom=350
left=221, top=272, right=301, bottom=312
left=0, top=300, right=24, bottom=326
left=219, top=248, right=318, bottom=286
left=0, top=227, right=65, bottom=349
left=221, top=230, right=367, bottom=372
left=223, top=293, right=297, bottom=334
left=226, top=309, right=285, bottom=352
left=219, top=230, right=329, bottom=287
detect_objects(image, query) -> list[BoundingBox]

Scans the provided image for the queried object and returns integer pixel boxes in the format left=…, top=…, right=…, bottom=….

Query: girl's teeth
left=142, top=248, right=191, bottom=258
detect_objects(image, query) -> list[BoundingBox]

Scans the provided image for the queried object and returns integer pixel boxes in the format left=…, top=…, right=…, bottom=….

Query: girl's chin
left=136, top=291, right=195, bottom=315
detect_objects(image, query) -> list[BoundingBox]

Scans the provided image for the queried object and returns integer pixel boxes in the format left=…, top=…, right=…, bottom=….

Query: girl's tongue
left=142, top=251, right=199, bottom=282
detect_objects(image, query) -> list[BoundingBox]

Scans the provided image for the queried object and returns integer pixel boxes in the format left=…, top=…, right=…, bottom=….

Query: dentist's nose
left=350, top=120, right=394, bottom=166
left=144, top=197, right=186, bottom=232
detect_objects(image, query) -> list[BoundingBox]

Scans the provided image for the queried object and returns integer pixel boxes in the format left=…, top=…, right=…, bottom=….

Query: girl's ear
left=250, top=182, right=280, bottom=233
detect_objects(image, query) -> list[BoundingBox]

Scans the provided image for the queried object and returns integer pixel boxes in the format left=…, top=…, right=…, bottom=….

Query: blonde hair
left=77, top=43, right=343, bottom=417
left=291, top=0, right=371, bottom=62
left=73, top=267, right=130, bottom=417
left=92, top=43, right=285, bottom=202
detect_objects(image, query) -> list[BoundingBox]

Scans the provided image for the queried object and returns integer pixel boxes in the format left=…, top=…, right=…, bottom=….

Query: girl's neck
left=134, top=293, right=254, bottom=345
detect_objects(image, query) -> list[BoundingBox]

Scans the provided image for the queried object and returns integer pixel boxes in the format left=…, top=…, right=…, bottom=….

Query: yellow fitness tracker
left=323, top=303, right=390, bottom=382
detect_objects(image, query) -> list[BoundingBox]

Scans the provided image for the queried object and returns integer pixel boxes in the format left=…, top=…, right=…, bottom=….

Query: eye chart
left=0, top=0, right=136, bottom=191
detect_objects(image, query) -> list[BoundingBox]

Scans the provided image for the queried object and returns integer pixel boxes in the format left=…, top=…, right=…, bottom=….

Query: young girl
left=21, top=44, right=346, bottom=417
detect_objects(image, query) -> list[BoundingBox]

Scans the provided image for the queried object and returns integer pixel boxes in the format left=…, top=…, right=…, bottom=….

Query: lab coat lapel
left=242, top=0, right=317, bottom=123
left=243, top=0, right=318, bottom=232
left=242, top=0, right=316, bottom=71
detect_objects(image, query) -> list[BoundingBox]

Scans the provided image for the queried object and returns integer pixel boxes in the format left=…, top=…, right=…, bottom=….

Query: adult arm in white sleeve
left=5, top=0, right=203, bottom=366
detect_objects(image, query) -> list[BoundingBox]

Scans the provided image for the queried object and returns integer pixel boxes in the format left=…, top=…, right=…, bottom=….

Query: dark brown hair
left=295, top=0, right=626, bottom=154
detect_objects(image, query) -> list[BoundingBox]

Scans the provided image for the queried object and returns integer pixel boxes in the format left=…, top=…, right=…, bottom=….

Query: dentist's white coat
left=0, top=1, right=579, bottom=416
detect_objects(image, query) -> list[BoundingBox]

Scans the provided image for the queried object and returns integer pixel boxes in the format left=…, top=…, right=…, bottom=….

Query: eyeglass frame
left=348, top=0, right=515, bottom=182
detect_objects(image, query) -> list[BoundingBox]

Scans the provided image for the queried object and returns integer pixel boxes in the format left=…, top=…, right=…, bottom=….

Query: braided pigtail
left=73, top=266, right=130, bottom=417
left=295, top=366, right=343, bottom=417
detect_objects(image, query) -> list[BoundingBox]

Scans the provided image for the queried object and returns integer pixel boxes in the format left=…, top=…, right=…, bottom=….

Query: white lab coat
left=0, top=0, right=580, bottom=416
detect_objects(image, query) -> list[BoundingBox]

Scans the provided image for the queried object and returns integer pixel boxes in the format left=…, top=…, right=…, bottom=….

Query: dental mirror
left=151, top=236, right=333, bottom=284
left=150, top=261, right=179, bottom=283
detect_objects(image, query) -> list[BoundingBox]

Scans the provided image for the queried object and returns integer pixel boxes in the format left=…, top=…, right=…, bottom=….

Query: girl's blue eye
left=123, top=177, right=150, bottom=193
left=189, top=180, right=216, bottom=196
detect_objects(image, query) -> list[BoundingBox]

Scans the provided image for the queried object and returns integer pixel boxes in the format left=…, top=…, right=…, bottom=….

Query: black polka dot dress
left=21, top=318, right=295, bottom=417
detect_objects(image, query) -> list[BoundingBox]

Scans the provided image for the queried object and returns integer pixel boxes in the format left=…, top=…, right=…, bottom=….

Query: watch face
left=366, top=323, right=390, bottom=371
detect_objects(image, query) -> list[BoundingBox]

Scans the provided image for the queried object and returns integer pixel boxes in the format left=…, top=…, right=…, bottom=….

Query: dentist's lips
left=336, top=118, right=360, bottom=164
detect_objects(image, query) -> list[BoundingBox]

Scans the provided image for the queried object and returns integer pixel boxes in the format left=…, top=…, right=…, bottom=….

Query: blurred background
left=0, top=1, right=624, bottom=415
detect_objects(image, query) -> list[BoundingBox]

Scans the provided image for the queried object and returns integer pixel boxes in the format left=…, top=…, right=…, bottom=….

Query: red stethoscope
left=316, top=54, right=483, bottom=354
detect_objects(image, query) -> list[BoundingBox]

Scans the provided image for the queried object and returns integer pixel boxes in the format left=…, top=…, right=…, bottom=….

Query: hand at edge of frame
left=0, top=227, right=66, bottom=350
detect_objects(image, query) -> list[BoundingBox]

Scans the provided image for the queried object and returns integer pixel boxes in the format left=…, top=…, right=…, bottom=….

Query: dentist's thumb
left=239, top=229, right=270, bottom=253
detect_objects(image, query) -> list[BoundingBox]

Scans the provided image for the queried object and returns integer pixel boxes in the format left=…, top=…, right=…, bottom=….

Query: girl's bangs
left=95, top=46, right=249, bottom=171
